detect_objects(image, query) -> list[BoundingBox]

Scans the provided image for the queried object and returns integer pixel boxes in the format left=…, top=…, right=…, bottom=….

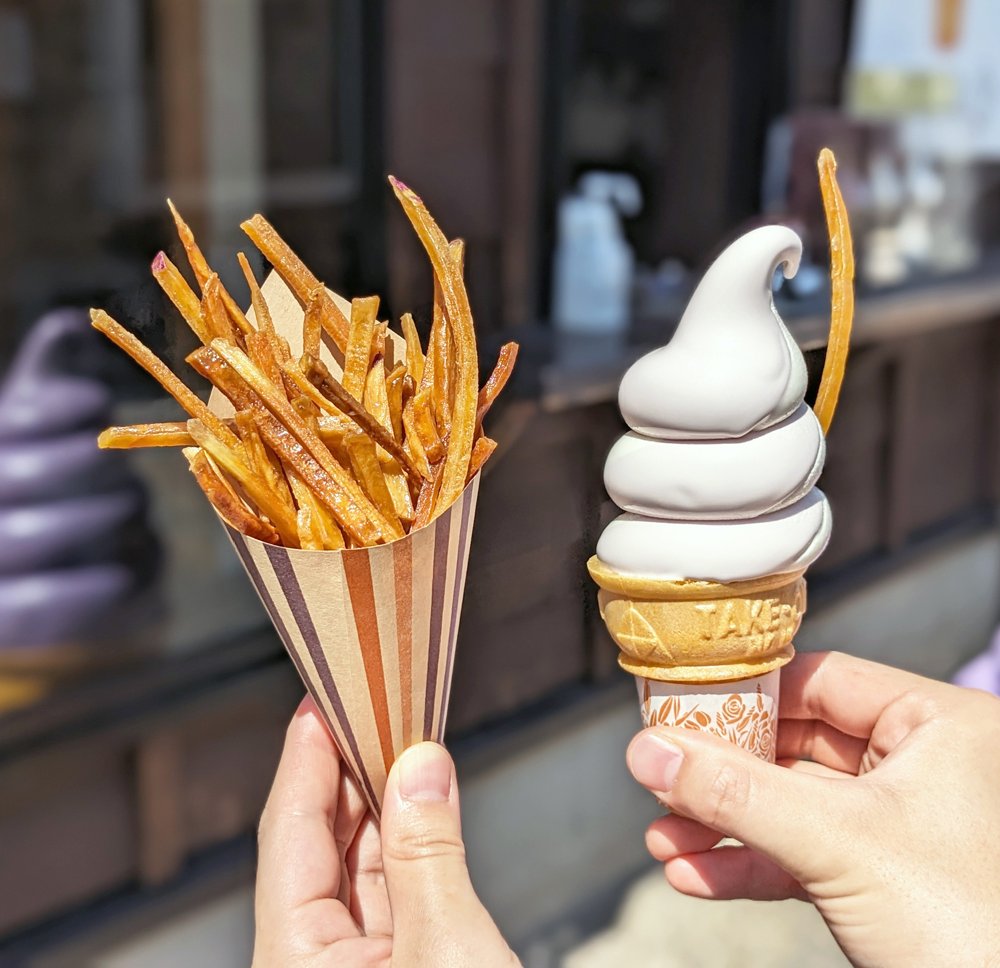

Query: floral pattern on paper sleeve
left=640, top=682, right=777, bottom=762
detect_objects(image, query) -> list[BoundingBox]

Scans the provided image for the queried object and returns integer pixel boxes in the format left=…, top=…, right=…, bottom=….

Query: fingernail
left=397, top=743, right=452, bottom=802
left=629, top=732, right=684, bottom=792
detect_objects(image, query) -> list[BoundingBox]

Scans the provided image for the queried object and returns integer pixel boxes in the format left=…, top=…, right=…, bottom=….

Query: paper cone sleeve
left=207, top=273, right=481, bottom=815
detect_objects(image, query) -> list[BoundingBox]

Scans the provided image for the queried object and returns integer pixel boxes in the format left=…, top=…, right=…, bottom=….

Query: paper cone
left=207, top=273, right=481, bottom=815
left=636, top=670, right=780, bottom=762
left=224, top=477, right=478, bottom=814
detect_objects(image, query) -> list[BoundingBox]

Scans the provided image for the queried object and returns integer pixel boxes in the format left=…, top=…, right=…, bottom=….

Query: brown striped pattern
left=222, top=475, right=480, bottom=816
left=342, top=553, right=395, bottom=774
left=439, top=485, right=477, bottom=731
left=392, top=540, right=414, bottom=743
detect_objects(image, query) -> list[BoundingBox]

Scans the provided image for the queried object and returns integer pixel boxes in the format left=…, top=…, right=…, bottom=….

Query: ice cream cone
left=588, top=556, right=805, bottom=761
left=587, top=556, right=804, bottom=683
left=208, top=274, right=480, bottom=816
left=588, top=221, right=848, bottom=764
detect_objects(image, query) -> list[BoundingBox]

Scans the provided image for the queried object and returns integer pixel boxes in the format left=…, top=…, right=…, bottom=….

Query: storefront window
left=0, top=0, right=379, bottom=367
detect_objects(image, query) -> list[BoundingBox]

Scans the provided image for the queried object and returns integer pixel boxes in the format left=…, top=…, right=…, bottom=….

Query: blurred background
left=1, top=0, right=1000, bottom=964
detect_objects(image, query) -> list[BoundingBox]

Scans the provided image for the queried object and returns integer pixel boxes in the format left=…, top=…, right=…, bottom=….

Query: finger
left=780, top=651, right=940, bottom=737
left=346, top=815, right=392, bottom=938
left=627, top=726, right=863, bottom=884
left=776, top=717, right=868, bottom=774
left=255, top=697, right=359, bottom=938
left=666, top=845, right=808, bottom=901
left=776, top=757, right=854, bottom=780
left=333, top=769, right=369, bottom=908
left=381, top=743, right=514, bottom=965
left=334, top=767, right=369, bottom=858
left=645, top=814, right=725, bottom=861
left=644, top=759, right=851, bottom=863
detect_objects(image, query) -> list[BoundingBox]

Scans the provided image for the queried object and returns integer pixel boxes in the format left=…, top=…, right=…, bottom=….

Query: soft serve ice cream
left=596, top=225, right=832, bottom=582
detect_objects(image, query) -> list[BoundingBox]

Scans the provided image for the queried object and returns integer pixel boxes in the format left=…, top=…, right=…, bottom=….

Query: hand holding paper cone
left=93, top=183, right=517, bottom=813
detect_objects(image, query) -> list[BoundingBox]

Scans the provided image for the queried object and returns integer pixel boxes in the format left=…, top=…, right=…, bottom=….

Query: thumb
left=381, top=743, right=514, bottom=966
left=627, top=727, right=864, bottom=885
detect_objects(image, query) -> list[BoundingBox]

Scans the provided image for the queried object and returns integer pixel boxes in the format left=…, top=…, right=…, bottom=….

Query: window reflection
left=0, top=0, right=375, bottom=369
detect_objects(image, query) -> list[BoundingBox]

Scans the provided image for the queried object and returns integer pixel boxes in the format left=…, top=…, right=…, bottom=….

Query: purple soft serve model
left=0, top=310, right=159, bottom=648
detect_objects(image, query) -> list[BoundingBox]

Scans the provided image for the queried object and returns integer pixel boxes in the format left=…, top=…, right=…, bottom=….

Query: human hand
left=253, top=696, right=518, bottom=967
left=626, top=651, right=1000, bottom=968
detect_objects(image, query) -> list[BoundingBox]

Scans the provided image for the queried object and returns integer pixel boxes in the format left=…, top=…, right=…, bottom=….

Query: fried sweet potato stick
left=291, top=394, right=322, bottom=437
left=364, top=359, right=414, bottom=524
left=401, top=399, right=432, bottom=480
left=240, top=266, right=295, bottom=401
left=385, top=362, right=406, bottom=443
left=211, top=340, right=402, bottom=541
left=467, top=436, right=497, bottom=481
left=167, top=201, right=213, bottom=288
left=187, top=419, right=299, bottom=546
left=412, top=466, right=443, bottom=531
left=151, top=252, right=211, bottom=344
left=233, top=410, right=295, bottom=514
left=286, top=468, right=345, bottom=550
left=314, top=422, right=352, bottom=476
left=184, top=446, right=281, bottom=545
left=402, top=373, right=416, bottom=406
left=237, top=252, right=294, bottom=379
left=410, top=386, right=445, bottom=464
left=400, top=312, right=424, bottom=385
left=258, top=414, right=382, bottom=544
left=235, top=404, right=343, bottom=551
left=202, top=273, right=238, bottom=343
left=476, top=342, right=519, bottom=430
left=167, top=199, right=253, bottom=336
left=316, top=414, right=354, bottom=451
left=91, top=309, right=242, bottom=455
left=344, top=433, right=403, bottom=533
left=246, top=329, right=284, bottom=388
left=236, top=252, right=274, bottom=334
left=414, top=341, right=440, bottom=475
left=298, top=355, right=422, bottom=482
left=426, top=242, right=461, bottom=439
left=370, top=321, right=388, bottom=364
left=295, top=507, right=323, bottom=550
left=389, top=177, right=478, bottom=514
left=240, top=214, right=350, bottom=352
left=444, top=238, right=464, bottom=423
left=342, top=296, right=379, bottom=398
left=814, top=148, right=855, bottom=435
left=429, top=282, right=451, bottom=436
left=427, top=239, right=465, bottom=438
left=188, top=345, right=389, bottom=545
left=98, top=422, right=193, bottom=449
left=302, top=286, right=326, bottom=361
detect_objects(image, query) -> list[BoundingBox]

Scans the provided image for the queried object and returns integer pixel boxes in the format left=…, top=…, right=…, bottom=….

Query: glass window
left=0, top=0, right=379, bottom=368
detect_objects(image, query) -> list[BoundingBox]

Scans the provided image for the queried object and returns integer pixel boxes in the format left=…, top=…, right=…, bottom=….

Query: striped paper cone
left=224, top=476, right=479, bottom=815
left=206, top=273, right=482, bottom=815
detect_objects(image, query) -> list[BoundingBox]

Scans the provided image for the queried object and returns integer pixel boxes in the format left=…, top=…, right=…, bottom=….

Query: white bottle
left=552, top=172, right=640, bottom=335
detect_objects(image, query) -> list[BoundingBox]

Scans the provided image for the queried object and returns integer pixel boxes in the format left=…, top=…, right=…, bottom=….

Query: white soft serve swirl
left=597, top=225, right=832, bottom=582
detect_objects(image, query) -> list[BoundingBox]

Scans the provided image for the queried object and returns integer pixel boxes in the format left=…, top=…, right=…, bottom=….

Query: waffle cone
left=587, top=556, right=805, bottom=683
